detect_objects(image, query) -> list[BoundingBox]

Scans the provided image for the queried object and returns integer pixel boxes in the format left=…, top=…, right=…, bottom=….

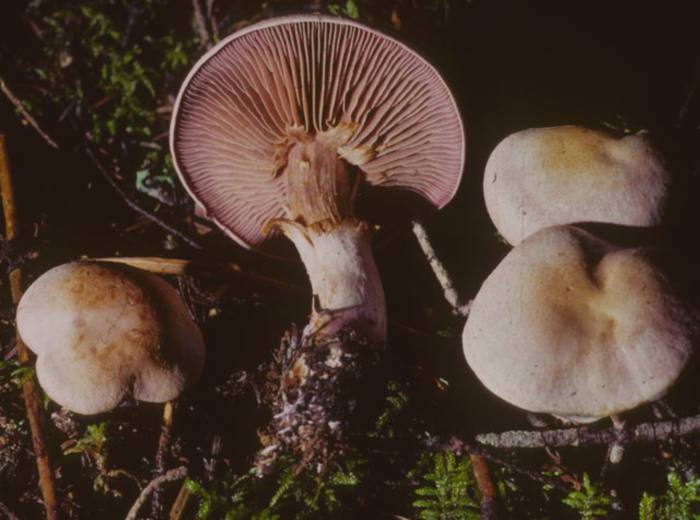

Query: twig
left=151, top=402, right=175, bottom=519
left=0, top=135, right=59, bottom=520
left=411, top=219, right=470, bottom=316
left=169, top=437, right=222, bottom=520
left=411, top=223, right=497, bottom=512
left=91, top=256, right=299, bottom=291
left=469, top=453, right=500, bottom=519
left=0, top=78, right=59, bottom=149
left=168, top=481, right=191, bottom=520
left=445, top=436, right=502, bottom=517
left=476, top=413, right=700, bottom=449
left=206, top=0, right=220, bottom=41
left=0, top=500, right=20, bottom=520
left=84, top=147, right=204, bottom=250
left=606, top=415, right=625, bottom=465
left=446, top=437, right=568, bottom=493
left=676, top=57, right=700, bottom=128
left=121, top=4, right=146, bottom=47
left=125, top=466, right=187, bottom=520
left=204, top=435, right=222, bottom=482
left=192, top=0, right=213, bottom=49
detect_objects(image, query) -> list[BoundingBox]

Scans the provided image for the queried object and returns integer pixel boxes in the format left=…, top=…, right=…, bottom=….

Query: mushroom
left=483, top=125, right=671, bottom=245
left=170, top=15, right=464, bottom=466
left=462, top=225, right=698, bottom=423
left=170, top=14, right=464, bottom=347
left=16, top=262, right=205, bottom=415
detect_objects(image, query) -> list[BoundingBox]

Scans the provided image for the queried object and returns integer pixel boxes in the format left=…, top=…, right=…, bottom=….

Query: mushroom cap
left=171, top=14, right=465, bottom=248
left=462, top=226, right=697, bottom=423
left=16, top=262, right=205, bottom=415
left=483, top=126, right=670, bottom=245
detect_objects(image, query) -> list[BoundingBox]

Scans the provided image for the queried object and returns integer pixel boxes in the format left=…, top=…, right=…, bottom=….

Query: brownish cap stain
left=483, top=126, right=671, bottom=245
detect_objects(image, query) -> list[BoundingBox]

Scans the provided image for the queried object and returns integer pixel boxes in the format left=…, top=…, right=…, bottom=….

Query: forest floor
left=1, top=1, right=700, bottom=518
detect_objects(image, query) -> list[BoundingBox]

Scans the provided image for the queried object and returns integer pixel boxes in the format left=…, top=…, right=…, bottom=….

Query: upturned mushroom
left=170, top=14, right=464, bottom=465
left=171, top=15, right=464, bottom=342
left=462, top=225, right=698, bottom=424
left=483, top=126, right=671, bottom=245
left=16, top=262, right=205, bottom=415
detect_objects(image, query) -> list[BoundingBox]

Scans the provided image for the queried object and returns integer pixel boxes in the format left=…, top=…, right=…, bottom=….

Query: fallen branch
left=0, top=78, right=59, bottom=149
left=411, top=219, right=470, bottom=316
left=476, top=413, right=700, bottom=449
left=84, top=147, right=204, bottom=250
left=125, top=466, right=187, bottom=520
left=0, top=135, right=59, bottom=520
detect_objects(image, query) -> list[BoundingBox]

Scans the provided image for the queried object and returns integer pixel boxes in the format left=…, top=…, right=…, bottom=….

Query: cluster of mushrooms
left=465, top=126, right=699, bottom=427
left=14, top=15, right=700, bottom=467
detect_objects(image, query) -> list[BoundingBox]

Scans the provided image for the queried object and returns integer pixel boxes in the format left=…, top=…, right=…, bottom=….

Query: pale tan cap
left=463, top=226, right=697, bottom=423
left=484, top=126, right=670, bottom=245
left=16, top=262, right=205, bottom=415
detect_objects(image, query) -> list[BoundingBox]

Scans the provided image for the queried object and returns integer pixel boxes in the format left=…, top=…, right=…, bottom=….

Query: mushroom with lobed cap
left=16, top=262, right=205, bottom=415
left=462, top=225, right=698, bottom=424
left=170, top=14, right=464, bottom=467
left=483, top=125, right=671, bottom=245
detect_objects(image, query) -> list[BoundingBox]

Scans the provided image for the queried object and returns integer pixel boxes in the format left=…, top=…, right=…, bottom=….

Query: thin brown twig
left=0, top=135, right=59, bottom=520
left=447, top=437, right=569, bottom=493
left=446, top=437, right=503, bottom=516
left=469, top=453, right=500, bottom=519
left=84, top=147, right=204, bottom=250
left=0, top=78, right=59, bottom=149
left=475, top=413, right=700, bottom=449
left=151, top=402, right=175, bottom=519
left=125, top=466, right=187, bottom=520
left=168, top=481, right=192, bottom=520
left=91, top=256, right=300, bottom=291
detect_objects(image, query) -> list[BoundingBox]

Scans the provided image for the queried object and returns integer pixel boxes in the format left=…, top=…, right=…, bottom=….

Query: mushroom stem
left=270, top=134, right=387, bottom=344
left=258, top=137, right=387, bottom=471
left=272, top=218, right=386, bottom=343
